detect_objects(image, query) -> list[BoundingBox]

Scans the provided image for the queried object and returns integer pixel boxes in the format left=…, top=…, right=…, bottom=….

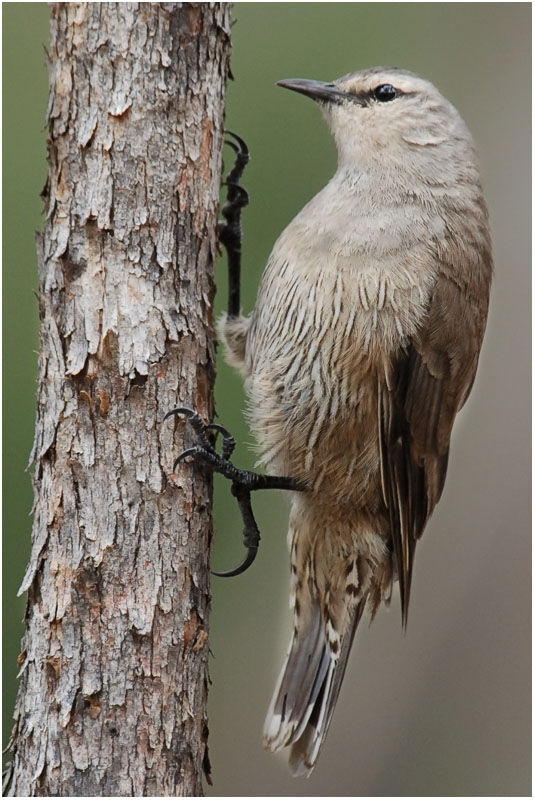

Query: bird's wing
left=378, top=269, right=490, bottom=624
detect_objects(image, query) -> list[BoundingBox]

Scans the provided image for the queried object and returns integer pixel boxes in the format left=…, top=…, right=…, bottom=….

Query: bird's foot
left=164, top=407, right=302, bottom=576
left=217, top=132, right=250, bottom=317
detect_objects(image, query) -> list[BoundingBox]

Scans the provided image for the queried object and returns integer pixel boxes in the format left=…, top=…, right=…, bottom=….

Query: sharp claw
left=212, top=545, right=258, bottom=578
left=224, top=130, right=249, bottom=157
left=205, top=423, right=236, bottom=460
left=164, top=406, right=196, bottom=422
left=165, top=406, right=213, bottom=449
left=205, top=422, right=231, bottom=436
left=165, top=408, right=237, bottom=471
left=222, top=132, right=250, bottom=190
left=172, top=447, right=200, bottom=472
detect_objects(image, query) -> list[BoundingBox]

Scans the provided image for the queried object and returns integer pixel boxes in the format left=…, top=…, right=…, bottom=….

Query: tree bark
left=7, top=3, right=230, bottom=795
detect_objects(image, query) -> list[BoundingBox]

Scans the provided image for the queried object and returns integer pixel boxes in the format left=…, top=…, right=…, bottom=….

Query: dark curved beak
left=277, top=78, right=351, bottom=105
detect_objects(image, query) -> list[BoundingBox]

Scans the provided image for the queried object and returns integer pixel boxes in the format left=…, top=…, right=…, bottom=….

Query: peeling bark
left=7, top=3, right=230, bottom=796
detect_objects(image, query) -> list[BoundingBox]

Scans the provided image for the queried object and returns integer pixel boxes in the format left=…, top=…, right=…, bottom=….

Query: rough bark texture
left=7, top=3, right=231, bottom=796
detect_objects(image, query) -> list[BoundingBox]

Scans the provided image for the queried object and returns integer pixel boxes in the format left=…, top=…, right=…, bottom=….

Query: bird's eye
left=372, top=84, right=398, bottom=102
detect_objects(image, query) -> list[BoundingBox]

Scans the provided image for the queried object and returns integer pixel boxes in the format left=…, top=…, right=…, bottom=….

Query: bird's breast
left=248, top=240, right=434, bottom=373
left=244, top=198, right=437, bottom=495
left=245, top=256, right=429, bottom=499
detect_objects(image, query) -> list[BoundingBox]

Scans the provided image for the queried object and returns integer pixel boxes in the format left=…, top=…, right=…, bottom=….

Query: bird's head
left=278, top=67, right=474, bottom=176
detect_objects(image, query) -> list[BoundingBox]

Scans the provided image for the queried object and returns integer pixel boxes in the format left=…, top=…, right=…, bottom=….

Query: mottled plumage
left=219, top=67, right=492, bottom=776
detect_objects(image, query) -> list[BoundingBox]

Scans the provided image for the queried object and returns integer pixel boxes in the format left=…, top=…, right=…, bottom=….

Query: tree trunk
left=7, top=3, right=231, bottom=795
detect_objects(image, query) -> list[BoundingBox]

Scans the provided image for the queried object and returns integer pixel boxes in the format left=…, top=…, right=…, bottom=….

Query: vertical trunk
left=7, top=3, right=231, bottom=795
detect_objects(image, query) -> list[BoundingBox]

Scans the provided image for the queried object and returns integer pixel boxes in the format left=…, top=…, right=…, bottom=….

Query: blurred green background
left=3, top=3, right=531, bottom=795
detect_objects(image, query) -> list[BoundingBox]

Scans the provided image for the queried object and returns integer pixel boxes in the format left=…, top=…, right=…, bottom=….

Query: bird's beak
left=277, top=78, right=349, bottom=105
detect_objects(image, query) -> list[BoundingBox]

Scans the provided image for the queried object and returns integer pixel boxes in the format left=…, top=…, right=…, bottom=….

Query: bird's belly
left=247, top=345, right=383, bottom=508
left=245, top=258, right=431, bottom=506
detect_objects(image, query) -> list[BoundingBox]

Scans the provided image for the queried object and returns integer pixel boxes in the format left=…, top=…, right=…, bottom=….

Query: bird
left=214, top=67, right=492, bottom=776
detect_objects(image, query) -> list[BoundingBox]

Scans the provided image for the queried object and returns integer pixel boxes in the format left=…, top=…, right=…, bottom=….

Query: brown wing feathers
left=379, top=275, right=484, bottom=624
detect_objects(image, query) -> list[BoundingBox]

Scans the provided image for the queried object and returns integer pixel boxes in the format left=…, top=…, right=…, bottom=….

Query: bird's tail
left=263, top=597, right=366, bottom=777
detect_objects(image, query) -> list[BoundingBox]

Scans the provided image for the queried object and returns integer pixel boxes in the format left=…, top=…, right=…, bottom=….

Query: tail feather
left=264, top=599, right=366, bottom=776
left=263, top=604, right=330, bottom=750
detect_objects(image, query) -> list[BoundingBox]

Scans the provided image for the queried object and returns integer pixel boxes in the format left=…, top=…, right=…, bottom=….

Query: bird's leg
left=164, top=408, right=303, bottom=576
left=165, top=137, right=297, bottom=575
left=217, top=131, right=250, bottom=318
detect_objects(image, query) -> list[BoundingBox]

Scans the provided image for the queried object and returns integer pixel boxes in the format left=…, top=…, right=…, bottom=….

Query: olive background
left=3, top=3, right=530, bottom=796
